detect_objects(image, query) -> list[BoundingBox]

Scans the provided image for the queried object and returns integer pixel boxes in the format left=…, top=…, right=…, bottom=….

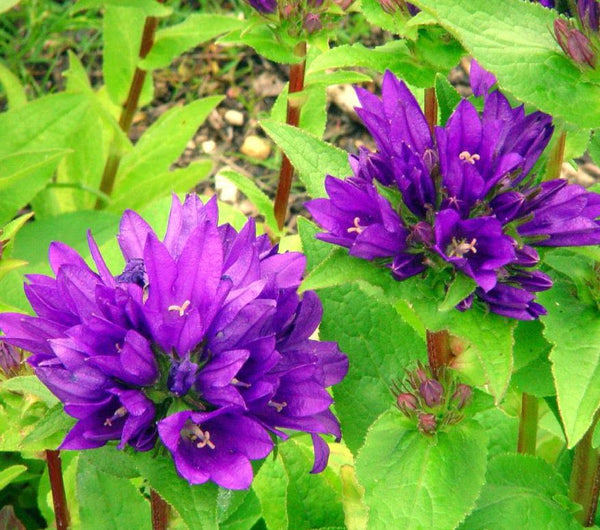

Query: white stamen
left=448, top=237, right=478, bottom=258
left=189, top=424, right=216, bottom=450
left=268, top=400, right=287, bottom=413
left=459, top=151, right=480, bottom=165
left=347, top=217, right=365, bottom=234
left=168, top=300, right=191, bottom=317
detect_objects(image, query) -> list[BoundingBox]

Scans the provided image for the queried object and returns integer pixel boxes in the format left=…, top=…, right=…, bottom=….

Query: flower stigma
left=448, top=237, right=478, bottom=258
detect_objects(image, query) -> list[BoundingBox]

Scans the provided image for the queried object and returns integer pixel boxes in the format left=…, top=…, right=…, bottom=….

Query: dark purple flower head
left=246, top=0, right=277, bottom=14
left=0, top=195, right=347, bottom=489
left=470, top=59, right=497, bottom=97
left=307, top=70, right=600, bottom=320
left=578, top=0, right=600, bottom=32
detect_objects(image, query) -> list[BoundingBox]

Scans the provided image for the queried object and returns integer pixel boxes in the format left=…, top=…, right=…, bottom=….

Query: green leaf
left=460, top=454, right=580, bottom=529
left=439, top=273, right=476, bottom=312
left=511, top=320, right=555, bottom=398
left=219, top=25, right=300, bottom=64
left=75, top=0, right=172, bottom=16
left=2, top=376, right=59, bottom=407
left=0, top=92, right=89, bottom=155
left=305, top=70, right=372, bottom=87
left=0, top=62, right=26, bottom=109
left=356, top=411, right=488, bottom=530
left=78, top=445, right=140, bottom=480
left=298, top=217, right=334, bottom=273
left=340, top=465, right=368, bottom=530
left=135, top=451, right=219, bottom=530
left=109, top=160, right=212, bottom=213
left=435, top=73, right=461, bottom=126
left=77, top=454, right=150, bottom=529
left=20, top=404, right=75, bottom=449
left=411, top=0, right=600, bottom=128
left=0, top=0, right=20, bottom=13
left=115, top=96, right=222, bottom=196
left=218, top=169, right=279, bottom=235
left=0, top=465, right=27, bottom=490
left=252, top=453, right=289, bottom=530
left=218, top=489, right=262, bottom=530
left=103, top=5, right=153, bottom=107
left=319, top=285, right=426, bottom=454
left=142, top=14, right=245, bottom=69
left=539, top=279, right=600, bottom=447
left=260, top=119, right=350, bottom=198
left=0, top=149, right=69, bottom=224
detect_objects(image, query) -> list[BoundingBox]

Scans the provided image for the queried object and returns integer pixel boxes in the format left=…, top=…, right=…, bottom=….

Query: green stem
left=545, top=130, right=566, bottom=181
left=95, top=5, right=162, bottom=209
left=151, top=489, right=170, bottom=530
left=517, top=392, right=539, bottom=455
left=273, top=41, right=307, bottom=231
left=570, top=412, right=600, bottom=526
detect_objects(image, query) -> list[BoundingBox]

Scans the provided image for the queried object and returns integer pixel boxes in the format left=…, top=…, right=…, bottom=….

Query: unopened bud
left=333, top=0, right=354, bottom=10
left=418, top=413, right=437, bottom=434
left=0, top=342, right=21, bottom=377
left=396, top=392, right=418, bottom=415
left=554, top=18, right=596, bottom=67
left=452, top=384, right=472, bottom=409
left=308, top=0, right=324, bottom=7
left=420, top=379, right=444, bottom=407
left=411, top=222, right=434, bottom=245
left=303, top=12, right=322, bottom=33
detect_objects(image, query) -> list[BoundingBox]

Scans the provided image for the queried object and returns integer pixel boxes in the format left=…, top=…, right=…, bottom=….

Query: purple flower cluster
left=307, top=68, right=600, bottom=320
left=0, top=195, right=347, bottom=489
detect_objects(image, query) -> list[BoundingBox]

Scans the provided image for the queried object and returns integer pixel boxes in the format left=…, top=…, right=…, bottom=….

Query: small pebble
left=240, top=135, right=271, bottom=160
left=224, top=109, right=245, bottom=127
left=201, top=140, right=217, bottom=154
left=215, top=174, right=239, bottom=203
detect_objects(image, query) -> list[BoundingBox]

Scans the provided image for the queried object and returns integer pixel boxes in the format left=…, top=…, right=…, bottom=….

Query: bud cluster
left=392, top=363, right=472, bottom=435
left=553, top=0, right=600, bottom=67
left=246, top=0, right=354, bottom=36
left=0, top=342, right=23, bottom=379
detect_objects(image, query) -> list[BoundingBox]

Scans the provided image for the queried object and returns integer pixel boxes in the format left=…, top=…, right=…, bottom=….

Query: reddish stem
left=425, top=329, right=451, bottom=378
left=45, top=450, right=70, bottom=530
left=273, top=41, right=307, bottom=231
left=95, top=3, right=163, bottom=208
left=151, top=489, right=170, bottom=530
left=424, top=87, right=438, bottom=135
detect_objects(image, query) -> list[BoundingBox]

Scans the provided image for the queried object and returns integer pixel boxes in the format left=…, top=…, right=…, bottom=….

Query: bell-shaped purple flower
left=0, top=194, right=347, bottom=489
left=307, top=70, right=600, bottom=320
left=246, top=0, right=277, bottom=14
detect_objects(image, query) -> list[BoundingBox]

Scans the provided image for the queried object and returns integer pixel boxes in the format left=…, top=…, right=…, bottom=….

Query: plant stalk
left=45, top=450, right=70, bottom=530
left=425, top=329, right=451, bottom=378
left=424, top=86, right=438, bottom=135
left=545, top=130, right=566, bottom=181
left=95, top=4, right=163, bottom=208
left=273, top=40, right=307, bottom=231
left=570, top=412, right=600, bottom=526
left=517, top=392, right=539, bottom=455
left=151, top=489, right=170, bottom=530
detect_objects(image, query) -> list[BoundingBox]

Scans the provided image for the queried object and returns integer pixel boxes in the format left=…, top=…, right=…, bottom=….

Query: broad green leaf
left=0, top=62, right=26, bottom=109
left=360, top=0, right=417, bottom=37
left=460, top=454, right=580, bottom=529
left=340, top=465, right=368, bottom=530
left=411, top=0, right=600, bottom=128
left=0, top=92, right=89, bottom=156
left=109, top=160, right=212, bottom=213
left=20, top=404, right=75, bottom=449
left=0, top=465, right=26, bottom=490
left=103, top=5, right=153, bottom=108
left=435, top=73, right=461, bottom=126
left=134, top=451, right=219, bottom=530
left=0, top=0, right=19, bottom=13
left=319, top=284, right=426, bottom=453
left=356, top=411, right=488, bottom=530
left=511, top=320, right=555, bottom=398
left=75, top=0, right=172, bottom=16
left=439, top=272, right=476, bottom=312
left=260, top=119, right=351, bottom=198
left=474, top=407, right=519, bottom=459
left=252, top=453, right=289, bottom=530
left=270, top=83, right=329, bottom=138
left=539, top=279, right=600, bottom=447
left=218, top=169, right=279, bottom=234
left=142, top=14, right=245, bottom=69
left=77, top=454, right=150, bottom=529
left=305, top=70, right=372, bottom=87
left=219, top=25, right=300, bottom=64
left=0, top=149, right=69, bottom=224
left=2, top=376, right=58, bottom=407
left=298, top=217, right=334, bottom=273
left=116, top=96, right=222, bottom=193
left=217, top=489, right=262, bottom=530
left=77, top=445, right=140, bottom=480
